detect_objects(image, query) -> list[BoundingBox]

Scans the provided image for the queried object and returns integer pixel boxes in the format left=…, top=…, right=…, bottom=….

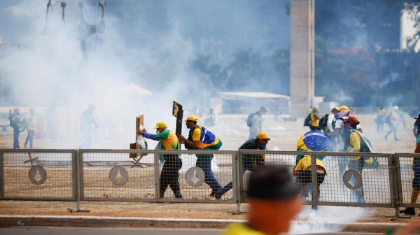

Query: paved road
left=0, top=227, right=381, bottom=235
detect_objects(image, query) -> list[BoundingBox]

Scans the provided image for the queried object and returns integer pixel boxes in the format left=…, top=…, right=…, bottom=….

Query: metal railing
left=0, top=149, right=77, bottom=201
left=0, top=149, right=418, bottom=218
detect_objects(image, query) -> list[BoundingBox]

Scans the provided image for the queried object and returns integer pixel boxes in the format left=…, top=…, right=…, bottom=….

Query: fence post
left=393, top=153, right=410, bottom=220
left=228, top=151, right=242, bottom=214
left=0, top=151, right=3, bottom=199
left=67, top=149, right=89, bottom=212
left=311, top=152, right=318, bottom=207
left=154, top=152, right=160, bottom=202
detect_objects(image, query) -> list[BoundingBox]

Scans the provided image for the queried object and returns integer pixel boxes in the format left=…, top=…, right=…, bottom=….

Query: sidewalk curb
left=0, top=215, right=414, bottom=233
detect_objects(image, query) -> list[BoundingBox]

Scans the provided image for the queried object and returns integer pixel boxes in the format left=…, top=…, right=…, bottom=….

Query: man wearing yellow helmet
left=179, top=115, right=223, bottom=197
left=138, top=122, right=183, bottom=199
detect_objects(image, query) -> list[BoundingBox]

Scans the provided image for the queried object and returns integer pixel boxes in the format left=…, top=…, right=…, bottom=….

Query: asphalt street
left=0, top=227, right=382, bottom=235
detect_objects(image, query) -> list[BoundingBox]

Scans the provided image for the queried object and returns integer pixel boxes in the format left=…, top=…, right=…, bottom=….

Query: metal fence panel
left=0, top=149, right=76, bottom=200
left=80, top=150, right=157, bottom=201
left=79, top=150, right=236, bottom=203
left=395, top=153, right=420, bottom=208
left=312, top=152, right=393, bottom=207
left=238, top=150, right=300, bottom=203
left=156, top=150, right=236, bottom=203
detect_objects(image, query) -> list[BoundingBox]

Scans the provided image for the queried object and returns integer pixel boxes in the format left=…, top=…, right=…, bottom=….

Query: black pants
left=160, top=154, right=182, bottom=198
left=296, top=170, right=325, bottom=202
left=13, top=129, right=20, bottom=149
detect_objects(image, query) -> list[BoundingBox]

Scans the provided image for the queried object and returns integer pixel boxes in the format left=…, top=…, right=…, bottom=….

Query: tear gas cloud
left=0, top=0, right=290, bottom=148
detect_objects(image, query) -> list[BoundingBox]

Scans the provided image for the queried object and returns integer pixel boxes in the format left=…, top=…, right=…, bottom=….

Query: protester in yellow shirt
left=293, top=155, right=326, bottom=210
left=344, top=116, right=366, bottom=203
left=377, top=105, right=386, bottom=133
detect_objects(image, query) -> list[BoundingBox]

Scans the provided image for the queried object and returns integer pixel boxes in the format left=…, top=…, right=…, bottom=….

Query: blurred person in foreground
left=215, top=132, right=270, bottom=199
left=247, top=106, right=268, bottom=140
left=385, top=106, right=400, bottom=141
left=138, top=122, right=183, bottom=199
left=222, top=165, right=302, bottom=235
left=179, top=115, right=223, bottom=197
left=8, top=108, right=21, bottom=149
left=377, top=105, right=387, bottom=133
left=77, top=104, right=98, bottom=149
left=400, top=114, right=420, bottom=216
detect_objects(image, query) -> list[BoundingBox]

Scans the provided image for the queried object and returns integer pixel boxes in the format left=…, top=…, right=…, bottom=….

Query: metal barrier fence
left=0, top=149, right=77, bottom=201
left=0, top=149, right=418, bottom=218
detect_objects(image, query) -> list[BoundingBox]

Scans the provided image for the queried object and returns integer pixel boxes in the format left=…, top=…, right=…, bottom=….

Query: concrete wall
left=290, top=0, right=314, bottom=117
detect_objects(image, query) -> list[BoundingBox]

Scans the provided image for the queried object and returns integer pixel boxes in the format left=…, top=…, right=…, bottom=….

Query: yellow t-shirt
left=222, top=223, right=266, bottom=235
left=347, top=132, right=361, bottom=160
left=295, top=157, right=326, bottom=174
left=25, top=114, right=37, bottom=130
left=192, top=126, right=219, bottom=149
left=310, top=113, right=319, bottom=127
left=377, top=108, right=386, bottom=116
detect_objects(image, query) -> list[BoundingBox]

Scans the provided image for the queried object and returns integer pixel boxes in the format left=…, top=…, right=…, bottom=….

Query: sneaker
left=215, top=194, right=222, bottom=200
left=209, top=192, right=216, bottom=198
left=400, top=207, right=415, bottom=215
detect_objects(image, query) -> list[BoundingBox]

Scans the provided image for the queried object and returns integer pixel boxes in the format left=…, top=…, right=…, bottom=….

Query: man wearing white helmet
left=385, top=106, right=400, bottom=141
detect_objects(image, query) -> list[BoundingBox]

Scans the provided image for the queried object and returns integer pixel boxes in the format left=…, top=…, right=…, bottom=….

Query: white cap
left=393, top=106, right=399, bottom=110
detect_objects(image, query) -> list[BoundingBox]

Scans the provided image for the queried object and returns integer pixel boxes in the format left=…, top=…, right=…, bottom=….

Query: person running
left=179, top=115, right=222, bottom=197
left=344, top=116, right=366, bottom=203
left=78, top=104, right=98, bottom=149
left=385, top=106, right=399, bottom=141
left=400, top=114, right=420, bottom=215
left=222, top=165, right=303, bottom=235
left=8, top=108, right=21, bottom=149
left=197, top=108, right=205, bottom=126
left=377, top=105, right=387, bottom=133
left=294, top=154, right=327, bottom=210
left=309, top=108, right=320, bottom=130
left=138, top=122, right=183, bottom=199
left=205, top=108, right=216, bottom=127
left=215, top=132, right=270, bottom=199
left=248, top=106, right=267, bottom=140
left=21, top=108, right=36, bottom=149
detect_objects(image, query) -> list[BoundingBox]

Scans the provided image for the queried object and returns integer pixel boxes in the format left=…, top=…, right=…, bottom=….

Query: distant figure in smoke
left=205, top=108, right=216, bottom=127
left=376, top=105, right=387, bottom=133
left=78, top=104, right=98, bottom=149
left=307, top=108, right=320, bottom=131
left=197, top=108, right=205, bottom=126
left=215, top=132, right=270, bottom=200
left=400, top=114, right=420, bottom=216
left=46, top=105, right=60, bottom=142
left=384, top=106, right=399, bottom=141
left=191, top=106, right=198, bottom=116
left=399, top=105, right=406, bottom=130
left=21, top=108, right=37, bottom=149
left=8, top=108, right=21, bottom=149
left=247, top=106, right=267, bottom=140
left=179, top=115, right=223, bottom=197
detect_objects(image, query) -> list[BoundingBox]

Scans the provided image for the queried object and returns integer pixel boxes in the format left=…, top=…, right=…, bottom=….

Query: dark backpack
left=318, top=113, right=329, bottom=129
left=303, top=114, right=312, bottom=126
left=385, top=113, right=392, bottom=124
left=247, top=112, right=258, bottom=127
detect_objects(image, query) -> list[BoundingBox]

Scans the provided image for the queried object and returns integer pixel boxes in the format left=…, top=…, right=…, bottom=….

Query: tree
left=225, top=47, right=263, bottom=91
